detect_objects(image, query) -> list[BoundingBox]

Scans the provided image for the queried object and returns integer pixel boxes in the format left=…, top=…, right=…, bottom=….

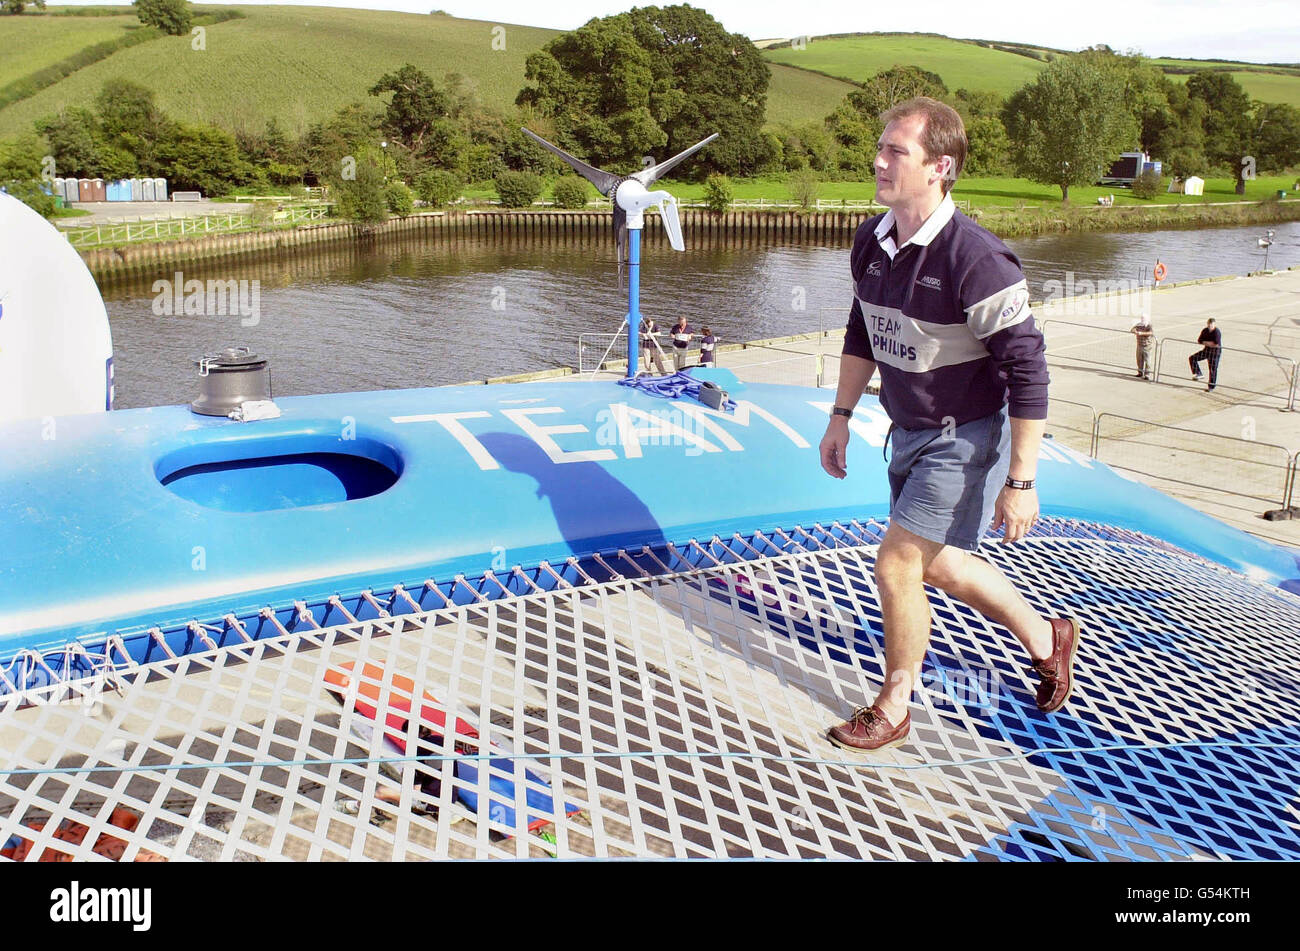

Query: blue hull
left=2, top=378, right=1295, bottom=660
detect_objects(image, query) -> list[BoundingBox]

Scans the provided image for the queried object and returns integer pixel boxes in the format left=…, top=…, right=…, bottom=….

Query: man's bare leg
left=870, top=522, right=1054, bottom=725
left=869, top=523, right=943, bottom=725
left=923, top=545, right=1055, bottom=661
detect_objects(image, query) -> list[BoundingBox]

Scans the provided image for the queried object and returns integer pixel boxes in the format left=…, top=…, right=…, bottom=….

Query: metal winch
left=190, top=347, right=272, bottom=417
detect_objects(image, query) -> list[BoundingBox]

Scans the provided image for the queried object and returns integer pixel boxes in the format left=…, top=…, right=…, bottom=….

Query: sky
left=55, top=0, right=1300, bottom=63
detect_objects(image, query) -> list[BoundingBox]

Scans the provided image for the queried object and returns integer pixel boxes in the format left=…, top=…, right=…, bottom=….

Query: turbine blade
left=521, top=128, right=622, bottom=195
left=659, top=198, right=684, bottom=251
left=614, top=202, right=627, bottom=290
left=632, top=133, right=719, bottom=186
left=614, top=203, right=627, bottom=263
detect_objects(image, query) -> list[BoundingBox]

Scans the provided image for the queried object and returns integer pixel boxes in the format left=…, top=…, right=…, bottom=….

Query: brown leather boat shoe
left=827, top=704, right=911, bottom=752
left=1031, top=617, right=1082, bottom=713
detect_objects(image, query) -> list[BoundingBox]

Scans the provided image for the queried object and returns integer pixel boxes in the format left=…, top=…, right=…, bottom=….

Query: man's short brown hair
left=880, top=96, right=967, bottom=195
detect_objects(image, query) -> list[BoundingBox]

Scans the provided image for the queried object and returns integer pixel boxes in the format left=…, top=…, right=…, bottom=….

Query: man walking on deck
left=818, top=97, right=1082, bottom=752
left=1189, top=318, right=1221, bottom=390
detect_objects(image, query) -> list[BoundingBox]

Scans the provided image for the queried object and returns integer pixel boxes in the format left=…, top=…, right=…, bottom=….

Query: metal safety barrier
left=1095, top=413, right=1293, bottom=508
left=1038, top=319, right=1155, bottom=377
left=1046, top=398, right=1099, bottom=457
left=670, top=344, right=816, bottom=387
left=1290, top=452, right=1300, bottom=509
left=577, top=329, right=700, bottom=376
left=1155, top=337, right=1298, bottom=410
left=1266, top=325, right=1300, bottom=352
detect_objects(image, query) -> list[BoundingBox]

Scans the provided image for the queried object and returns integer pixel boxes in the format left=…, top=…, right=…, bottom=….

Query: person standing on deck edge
left=818, top=97, right=1083, bottom=752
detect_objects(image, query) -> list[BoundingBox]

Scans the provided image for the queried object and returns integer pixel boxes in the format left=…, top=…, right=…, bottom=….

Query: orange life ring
left=1153, top=262, right=1167, bottom=282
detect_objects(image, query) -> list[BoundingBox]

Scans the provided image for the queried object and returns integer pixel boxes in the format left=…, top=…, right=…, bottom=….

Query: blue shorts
left=886, top=409, right=1012, bottom=552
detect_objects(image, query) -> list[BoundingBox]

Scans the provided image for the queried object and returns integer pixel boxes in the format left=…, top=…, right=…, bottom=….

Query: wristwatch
left=1005, top=477, right=1036, bottom=490
left=831, top=406, right=853, bottom=419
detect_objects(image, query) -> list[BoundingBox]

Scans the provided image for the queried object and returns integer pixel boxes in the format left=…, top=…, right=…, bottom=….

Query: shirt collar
left=873, top=193, right=956, bottom=259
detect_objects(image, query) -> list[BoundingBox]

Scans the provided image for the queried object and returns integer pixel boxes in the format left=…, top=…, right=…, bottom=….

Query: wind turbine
left=522, top=128, right=718, bottom=377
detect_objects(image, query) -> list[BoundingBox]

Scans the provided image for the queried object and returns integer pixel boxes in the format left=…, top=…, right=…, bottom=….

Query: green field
left=951, top=174, right=1296, bottom=206
left=764, top=63, right=856, bottom=126
left=4, top=9, right=1296, bottom=147
left=0, top=7, right=561, bottom=137
left=621, top=174, right=1299, bottom=208
left=1152, top=57, right=1299, bottom=71
left=763, top=34, right=1047, bottom=97
left=0, top=13, right=142, bottom=87
left=766, top=35, right=1300, bottom=108
left=1163, top=70, right=1300, bottom=108
left=0, top=6, right=858, bottom=139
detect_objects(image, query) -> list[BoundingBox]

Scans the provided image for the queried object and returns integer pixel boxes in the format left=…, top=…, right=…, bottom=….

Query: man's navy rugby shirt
left=842, top=194, right=1049, bottom=431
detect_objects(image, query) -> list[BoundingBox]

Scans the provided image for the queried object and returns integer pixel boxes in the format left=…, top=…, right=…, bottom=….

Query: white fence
left=61, top=205, right=330, bottom=249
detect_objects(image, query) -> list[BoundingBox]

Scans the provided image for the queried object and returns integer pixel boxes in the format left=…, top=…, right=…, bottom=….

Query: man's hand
left=991, top=485, right=1038, bottom=544
left=820, top=418, right=850, bottom=479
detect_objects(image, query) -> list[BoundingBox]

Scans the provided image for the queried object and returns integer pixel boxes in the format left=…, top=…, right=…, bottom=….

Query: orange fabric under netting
left=1, top=807, right=166, bottom=862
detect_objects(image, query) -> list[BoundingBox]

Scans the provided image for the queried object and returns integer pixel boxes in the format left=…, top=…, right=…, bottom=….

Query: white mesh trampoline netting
left=2, top=518, right=1298, bottom=861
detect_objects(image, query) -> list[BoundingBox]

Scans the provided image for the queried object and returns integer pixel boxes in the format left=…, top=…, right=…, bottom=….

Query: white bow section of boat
left=0, top=191, right=113, bottom=422
left=2, top=518, right=1296, bottom=861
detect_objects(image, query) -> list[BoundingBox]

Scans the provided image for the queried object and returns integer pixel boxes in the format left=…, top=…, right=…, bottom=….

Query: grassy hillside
left=1162, top=70, right=1300, bottom=108
left=4, top=10, right=1294, bottom=145
left=767, top=35, right=1300, bottom=108
left=1152, top=56, right=1300, bottom=72
left=765, top=63, right=855, bottom=126
left=0, top=5, right=857, bottom=139
left=0, top=13, right=142, bottom=86
left=763, top=34, right=1046, bottom=97
left=0, top=7, right=559, bottom=137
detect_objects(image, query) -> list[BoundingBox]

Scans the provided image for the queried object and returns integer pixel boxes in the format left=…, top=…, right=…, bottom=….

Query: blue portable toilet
left=64, top=179, right=79, bottom=202
left=142, top=178, right=156, bottom=201
left=129, top=178, right=142, bottom=201
left=154, top=178, right=167, bottom=201
left=53, top=178, right=65, bottom=199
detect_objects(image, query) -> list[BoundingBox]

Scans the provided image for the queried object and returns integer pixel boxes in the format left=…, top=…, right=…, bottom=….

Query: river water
left=101, top=219, right=1300, bottom=409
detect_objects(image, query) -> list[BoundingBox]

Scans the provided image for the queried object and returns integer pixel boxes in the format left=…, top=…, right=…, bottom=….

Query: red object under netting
left=1, top=806, right=166, bottom=862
